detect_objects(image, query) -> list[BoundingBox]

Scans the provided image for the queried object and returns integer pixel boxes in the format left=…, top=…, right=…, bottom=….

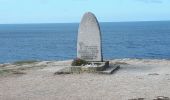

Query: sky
left=0, top=0, right=170, bottom=23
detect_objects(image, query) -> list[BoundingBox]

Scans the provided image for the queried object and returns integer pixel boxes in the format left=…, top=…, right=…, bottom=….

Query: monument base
left=55, top=61, right=120, bottom=75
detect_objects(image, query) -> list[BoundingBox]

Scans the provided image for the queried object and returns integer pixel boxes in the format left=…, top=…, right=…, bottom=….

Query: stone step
left=98, top=64, right=120, bottom=74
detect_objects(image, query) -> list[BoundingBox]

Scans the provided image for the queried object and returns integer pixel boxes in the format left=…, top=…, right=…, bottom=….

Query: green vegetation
left=13, top=60, right=38, bottom=65
left=71, top=58, right=88, bottom=66
left=11, top=70, right=26, bottom=74
left=0, top=70, right=10, bottom=75
left=0, top=69, right=26, bottom=75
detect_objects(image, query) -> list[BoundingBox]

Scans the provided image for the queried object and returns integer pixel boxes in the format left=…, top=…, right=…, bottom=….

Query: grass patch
left=0, top=69, right=26, bottom=76
left=11, top=70, right=26, bottom=74
left=0, top=64, right=7, bottom=67
left=13, top=60, right=38, bottom=65
left=0, top=70, right=10, bottom=75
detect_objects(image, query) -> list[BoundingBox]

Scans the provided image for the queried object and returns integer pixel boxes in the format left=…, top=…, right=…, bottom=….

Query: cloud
left=135, top=0, right=163, bottom=3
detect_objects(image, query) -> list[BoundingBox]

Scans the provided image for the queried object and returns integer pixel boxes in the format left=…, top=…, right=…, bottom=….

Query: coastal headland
left=0, top=59, right=170, bottom=100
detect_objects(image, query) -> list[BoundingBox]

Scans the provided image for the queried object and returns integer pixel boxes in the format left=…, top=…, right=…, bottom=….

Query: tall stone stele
left=77, top=12, right=103, bottom=62
left=55, top=12, right=120, bottom=74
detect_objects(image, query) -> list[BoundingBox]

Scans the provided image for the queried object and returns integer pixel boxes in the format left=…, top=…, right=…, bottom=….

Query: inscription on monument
left=78, top=42, right=99, bottom=60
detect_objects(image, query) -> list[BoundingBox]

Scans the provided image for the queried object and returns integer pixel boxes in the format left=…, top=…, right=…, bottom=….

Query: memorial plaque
left=77, top=12, right=103, bottom=61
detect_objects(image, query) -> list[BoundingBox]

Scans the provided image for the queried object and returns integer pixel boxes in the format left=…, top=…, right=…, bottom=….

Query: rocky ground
left=0, top=59, right=170, bottom=100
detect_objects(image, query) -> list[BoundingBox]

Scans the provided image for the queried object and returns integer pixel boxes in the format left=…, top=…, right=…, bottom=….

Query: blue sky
left=0, top=0, right=170, bottom=23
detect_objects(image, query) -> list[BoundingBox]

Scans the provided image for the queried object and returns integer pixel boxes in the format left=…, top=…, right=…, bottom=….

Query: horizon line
left=0, top=20, right=170, bottom=25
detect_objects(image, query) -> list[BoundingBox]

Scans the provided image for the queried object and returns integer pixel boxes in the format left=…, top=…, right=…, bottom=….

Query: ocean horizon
left=0, top=21, right=170, bottom=63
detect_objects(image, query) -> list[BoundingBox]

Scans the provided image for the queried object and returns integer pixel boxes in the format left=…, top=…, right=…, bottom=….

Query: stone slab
left=77, top=12, right=103, bottom=61
left=55, top=61, right=109, bottom=74
left=54, top=62, right=120, bottom=75
left=98, top=64, right=120, bottom=74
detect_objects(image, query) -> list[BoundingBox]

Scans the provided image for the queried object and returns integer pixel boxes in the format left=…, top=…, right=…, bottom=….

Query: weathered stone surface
left=77, top=12, right=103, bottom=61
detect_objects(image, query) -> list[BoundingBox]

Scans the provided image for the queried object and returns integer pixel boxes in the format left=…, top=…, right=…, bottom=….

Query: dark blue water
left=0, top=21, right=170, bottom=63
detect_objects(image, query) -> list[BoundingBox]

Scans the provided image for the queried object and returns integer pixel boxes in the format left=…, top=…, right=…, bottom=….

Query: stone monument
left=77, top=12, right=103, bottom=62
left=55, top=12, right=120, bottom=75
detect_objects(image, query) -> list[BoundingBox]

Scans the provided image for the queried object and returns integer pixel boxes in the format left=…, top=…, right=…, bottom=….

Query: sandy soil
left=0, top=59, right=170, bottom=100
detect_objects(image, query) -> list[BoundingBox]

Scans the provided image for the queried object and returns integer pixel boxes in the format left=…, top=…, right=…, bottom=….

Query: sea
left=0, top=21, right=170, bottom=63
